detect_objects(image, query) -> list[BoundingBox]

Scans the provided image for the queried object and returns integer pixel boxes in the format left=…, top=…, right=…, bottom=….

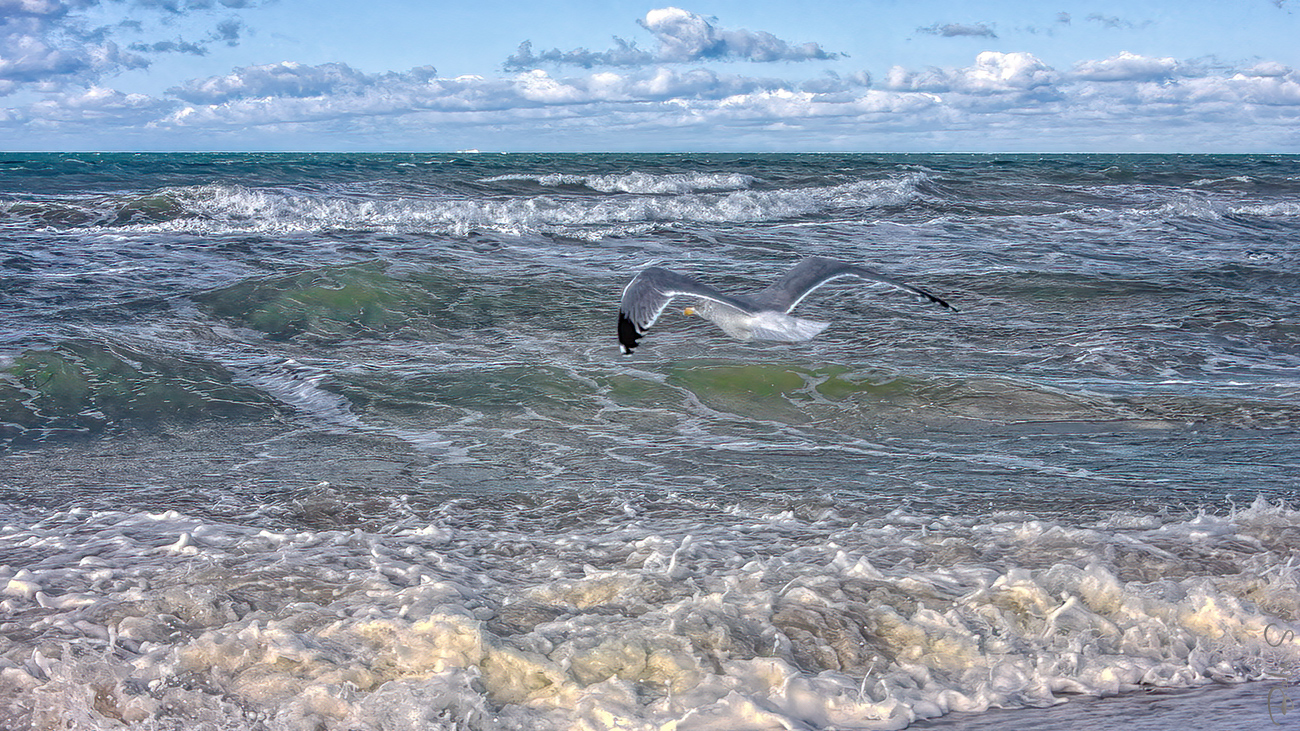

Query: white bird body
left=691, top=300, right=830, bottom=342
left=617, top=256, right=956, bottom=355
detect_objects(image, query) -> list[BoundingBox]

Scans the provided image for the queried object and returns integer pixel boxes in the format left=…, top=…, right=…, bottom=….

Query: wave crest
left=99, top=175, right=923, bottom=237
left=481, top=170, right=759, bottom=194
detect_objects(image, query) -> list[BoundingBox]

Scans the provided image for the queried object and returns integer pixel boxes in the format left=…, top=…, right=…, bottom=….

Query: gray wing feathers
left=757, top=256, right=956, bottom=313
left=617, top=267, right=755, bottom=354
left=620, top=267, right=754, bottom=330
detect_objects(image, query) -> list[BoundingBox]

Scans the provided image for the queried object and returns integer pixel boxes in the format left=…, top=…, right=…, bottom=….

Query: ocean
left=0, top=152, right=1297, bottom=730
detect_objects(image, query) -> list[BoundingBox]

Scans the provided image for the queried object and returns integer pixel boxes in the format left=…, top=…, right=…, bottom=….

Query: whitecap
left=480, top=171, right=759, bottom=194
left=95, top=176, right=924, bottom=238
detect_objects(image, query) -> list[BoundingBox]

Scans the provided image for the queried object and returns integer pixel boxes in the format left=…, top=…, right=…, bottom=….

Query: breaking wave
left=479, top=171, right=759, bottom=194
left=154, top=176, right=917, bottom=236
left=5, top=174, right=922, bottom=238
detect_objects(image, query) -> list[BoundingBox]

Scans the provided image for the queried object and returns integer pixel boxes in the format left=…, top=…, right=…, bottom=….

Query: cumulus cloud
left=1113, top=69, right=1300, bottom=108
left=13, top=84, right=176, bottom=131
left=160, top=62, right=794, bottom=126
left=916, top=23, right=998, bottom=39
left=6, top=47, right=1300, bottom=153
left=640, top=7, right=840, bottom=62
left=0, top=0, right=261, bottom=94
left=799, top=70, right=872, bottom=94
left=167, top=62, right=442, bottom=103
left=884, top=52, right=1056, bottom=95
left=1246, top=61, right=1291, bottom=78
left=504, top=7, right=843, bottom=70
left=0, top=2, right=141, bottom=90
left=505, top=40, right=654, bottom=70
left=34, top=85, right=164, bottom=114
left=1070, top=51, right=1182, bottom=82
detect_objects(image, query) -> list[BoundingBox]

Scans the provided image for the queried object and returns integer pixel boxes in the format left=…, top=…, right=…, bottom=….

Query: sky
left=2, top=0, right=1300, bottom=152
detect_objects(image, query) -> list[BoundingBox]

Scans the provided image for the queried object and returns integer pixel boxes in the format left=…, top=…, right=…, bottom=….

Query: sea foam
left=479, top=171, right=758, bottom=194
left=2, top=498, right=1297, bottom=730
left=81, top=174, right=922, bottom=238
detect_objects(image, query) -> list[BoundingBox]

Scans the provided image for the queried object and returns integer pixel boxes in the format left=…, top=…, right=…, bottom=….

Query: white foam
left=1062, top=192, right=1300, bottom=226
left=1150, top=197, right=1226, bottom=220
left=2, top=497, right=1298, bottom=729
left=480, top=171, right=758, bottom=194
left=99, top=175, right=923, bottom=238
left=1231, top=201, right=1300, bottom=217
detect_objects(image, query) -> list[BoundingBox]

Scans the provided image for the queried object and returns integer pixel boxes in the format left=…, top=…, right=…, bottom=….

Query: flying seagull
left=617, top=256, right=956, bottom=355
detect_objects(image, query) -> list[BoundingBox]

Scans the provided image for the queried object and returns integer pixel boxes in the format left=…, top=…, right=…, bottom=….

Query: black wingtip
left=617, top=310, right=642, bottom=355
left=930, top=293, right=959, bottom=313
left=909, top=285, right=958, bottom=313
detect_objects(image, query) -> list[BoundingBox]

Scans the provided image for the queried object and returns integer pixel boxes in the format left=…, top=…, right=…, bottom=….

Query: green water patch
left=195, top=262, right=459, bottom=341
left=439, top=276, right=602, bottom=335
left=111, top=192, right=186, bottom=225
left=667, top=362, right=918, bottom=401
left=335, top=362, right=919, bottom=422
left=1, top=192, right=186, bottom=228
left=911, top=377, right=1126, bottom=424
left=333, top=363, right=599, bottom=415
left=326, top=357, right=1157, bottom=431
left=0, top=342, right=278, bottom=439
left=601, top=373, right=685, bottom=409
left=196, top=261, right=605, bottom=342
left=661, top=362, right=925, bottom=422
left=2, top=199, right=100, bottom=227
left=660, top=362, right=1136, bottom=425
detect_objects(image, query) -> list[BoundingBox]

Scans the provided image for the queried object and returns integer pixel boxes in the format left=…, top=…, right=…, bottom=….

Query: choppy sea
left=1, top=153, right=1298, bottom=730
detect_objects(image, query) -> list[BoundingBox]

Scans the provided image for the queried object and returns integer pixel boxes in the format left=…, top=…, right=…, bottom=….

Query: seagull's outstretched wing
left=618, top=267, right=754, bottom=355
left=755, top=256, right=957, bottom=313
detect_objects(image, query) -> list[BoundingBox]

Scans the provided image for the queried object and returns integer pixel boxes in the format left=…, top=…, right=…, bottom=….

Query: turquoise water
left=1, top=153, right=1298, bottom=730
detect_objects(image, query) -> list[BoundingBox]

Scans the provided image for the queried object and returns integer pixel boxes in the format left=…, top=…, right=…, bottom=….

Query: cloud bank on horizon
left=2, top=2, right=1299, bottom=151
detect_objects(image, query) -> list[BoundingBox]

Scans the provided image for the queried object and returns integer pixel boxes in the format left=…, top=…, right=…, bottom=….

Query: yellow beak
left=683, top=307, right=695, bottom=316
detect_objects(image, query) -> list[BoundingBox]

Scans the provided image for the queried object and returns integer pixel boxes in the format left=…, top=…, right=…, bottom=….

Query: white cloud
left=1070, top=51, right=1182, bottom=82
left=504, top=7, right=842, bottom=70
left=640, top=7, right=839, bottom=63
left=505, top=40, right=654, bottom=70
left=1141, top=72, right=1300, bottom=107
left=21, top=85, right=174, bottom=128
left=1245, top=61, right=1290, bottom=78
left=168, top=62, right=440, bottom=104
left=154, top=64, right=800, bottom=130
left=884, top=52, right=1056, bottom=95
left=0, top=0, right=261, bottom=95
left=0, top=3, right=149, bottom=91
left=0, top=0, right=65, bottom=17
left=799, top=71, right=872, bottom=94
left=6, top=50, right=1300, bottom=152
left=1236, top=74, right=1300, bottom=105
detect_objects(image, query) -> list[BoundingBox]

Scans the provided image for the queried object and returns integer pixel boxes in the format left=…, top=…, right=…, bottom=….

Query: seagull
left=617, top=256, right=956, bottom=355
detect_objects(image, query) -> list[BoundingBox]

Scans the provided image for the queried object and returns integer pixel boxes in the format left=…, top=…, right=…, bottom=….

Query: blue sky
left=3, top=0, right=1299, bottom=151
